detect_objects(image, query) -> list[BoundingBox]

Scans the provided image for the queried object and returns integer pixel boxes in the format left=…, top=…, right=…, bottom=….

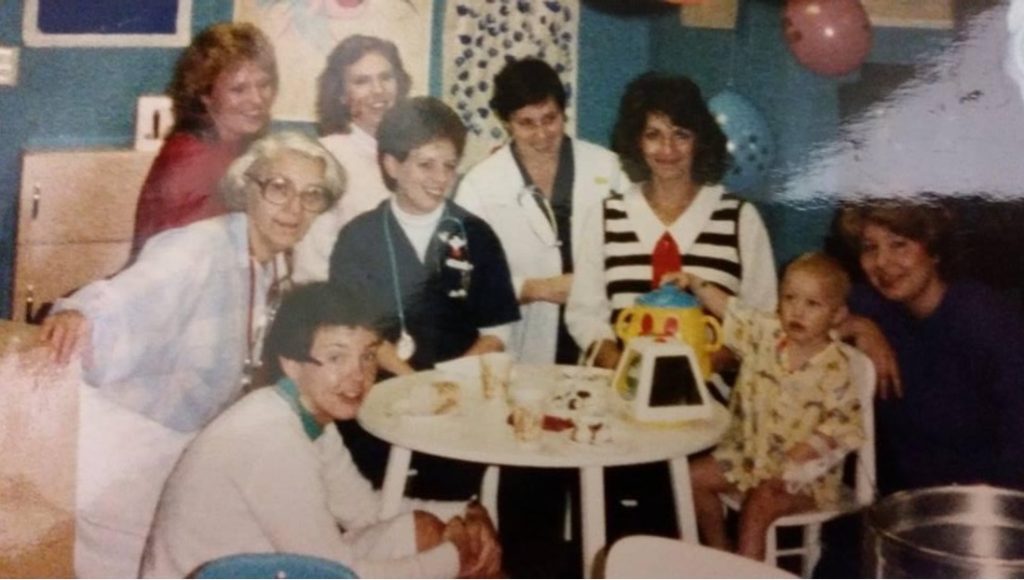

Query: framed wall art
left=23, top=0, right=193, bottom=47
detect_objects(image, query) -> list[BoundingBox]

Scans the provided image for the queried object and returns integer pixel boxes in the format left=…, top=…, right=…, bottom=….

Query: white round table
left=359, top=364, right=730, bottom=577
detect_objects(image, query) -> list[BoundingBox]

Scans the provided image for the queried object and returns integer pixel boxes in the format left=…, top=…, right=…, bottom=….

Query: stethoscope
left=516, top=184, right=563, bottom=248
left=382, top=203, right=470, bottom=360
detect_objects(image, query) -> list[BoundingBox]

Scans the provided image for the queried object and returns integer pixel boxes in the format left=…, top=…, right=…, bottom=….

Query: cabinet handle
left=24, top=284, right=35, bottom=323
left=31, top=184, right=40, bottom=219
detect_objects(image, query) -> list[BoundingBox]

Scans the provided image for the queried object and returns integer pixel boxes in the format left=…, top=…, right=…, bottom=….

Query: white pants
left=75, top=384, right=193, bottom=578
left=343, top=512, right=418, bottom=560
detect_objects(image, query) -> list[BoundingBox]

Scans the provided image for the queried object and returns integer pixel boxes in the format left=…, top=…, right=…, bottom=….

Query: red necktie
left=651, top=232, right=682, bottom=288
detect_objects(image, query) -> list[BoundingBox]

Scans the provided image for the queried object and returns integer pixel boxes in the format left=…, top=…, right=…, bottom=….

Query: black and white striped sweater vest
left=601, top=192, right=744, bottom=321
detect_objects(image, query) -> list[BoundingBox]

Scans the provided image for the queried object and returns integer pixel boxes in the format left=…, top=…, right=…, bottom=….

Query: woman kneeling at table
left=329, top=96, right=520, bottom=499
left=41, top=131, right=343, bottom=578
left=142, top=283, right=501, bottom=578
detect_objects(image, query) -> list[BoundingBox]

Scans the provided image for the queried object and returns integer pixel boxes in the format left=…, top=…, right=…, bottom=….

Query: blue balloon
left=708, top=91, right=775, bottom=192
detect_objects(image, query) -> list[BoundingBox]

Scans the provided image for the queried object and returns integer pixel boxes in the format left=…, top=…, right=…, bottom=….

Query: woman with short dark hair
left=143, top=283, right=502, bottom=579
left=456, top=57, right=628, bottom=366
left=455, top=57, right=629, bottom=576
left=328, top=97, right=519, bottom=501
left=329, top=97, right=515, bottom=378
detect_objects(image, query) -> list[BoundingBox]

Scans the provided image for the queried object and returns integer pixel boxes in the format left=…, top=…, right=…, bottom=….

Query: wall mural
left=234, top=0, right=433, bottom=122
left=442, top=0, right=579, bottom=167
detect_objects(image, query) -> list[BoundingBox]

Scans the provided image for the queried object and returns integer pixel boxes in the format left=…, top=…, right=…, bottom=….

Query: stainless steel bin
left=865, top=485, right=1024, bottom=578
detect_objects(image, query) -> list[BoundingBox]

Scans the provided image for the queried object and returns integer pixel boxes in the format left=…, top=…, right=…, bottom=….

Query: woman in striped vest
left=566, top=72, right=777, bottom=371
left=565, top=71, right=780, bottom=541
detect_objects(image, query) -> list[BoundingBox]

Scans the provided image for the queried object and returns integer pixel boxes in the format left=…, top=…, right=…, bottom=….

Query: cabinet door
left=18, top=150, right=156, bottom=245
left=12, top=242, right=130, bottom=323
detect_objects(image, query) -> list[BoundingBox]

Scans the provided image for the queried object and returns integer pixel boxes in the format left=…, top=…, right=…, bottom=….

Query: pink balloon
left=783, top=0, right=872, bottom=76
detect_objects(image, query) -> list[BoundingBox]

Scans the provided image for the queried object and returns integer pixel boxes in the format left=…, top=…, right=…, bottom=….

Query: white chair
left=721, top=343, right=877, bottom=577
left=604, top=534, right=798, bottom=578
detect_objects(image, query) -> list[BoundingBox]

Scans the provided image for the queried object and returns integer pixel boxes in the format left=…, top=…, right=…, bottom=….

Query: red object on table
left=651, top=232, right=682, bottom=288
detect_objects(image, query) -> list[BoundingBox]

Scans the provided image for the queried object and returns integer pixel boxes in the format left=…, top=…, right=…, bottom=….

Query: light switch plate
left=0, top=46, right=19, bottom=86
left=134, top=94, right=174, bottom=151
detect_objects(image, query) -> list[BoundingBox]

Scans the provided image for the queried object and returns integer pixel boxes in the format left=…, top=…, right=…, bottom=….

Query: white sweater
left=141, top=388, right=461, bottom=578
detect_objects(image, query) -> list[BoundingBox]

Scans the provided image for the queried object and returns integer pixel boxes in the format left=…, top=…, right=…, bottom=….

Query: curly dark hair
left=377, top=97, right=467, bottom=192
left=489, top=57, right=567, bottom=121
left=612, top=72, right=728, bottom=185
left=317, top=34, right=413, bottom=136
left=168, top=22, right=277, bottom=136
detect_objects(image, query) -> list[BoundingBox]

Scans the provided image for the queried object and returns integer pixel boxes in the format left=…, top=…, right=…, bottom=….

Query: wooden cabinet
left=13, top=150, right=157, bottom=322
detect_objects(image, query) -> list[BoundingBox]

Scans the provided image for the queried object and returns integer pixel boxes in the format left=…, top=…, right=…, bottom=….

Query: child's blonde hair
left=783, top=252, right=852, bottom=307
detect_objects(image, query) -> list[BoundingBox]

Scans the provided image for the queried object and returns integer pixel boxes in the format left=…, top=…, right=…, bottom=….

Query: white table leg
left=579, top=466, right=606, bottom=579
left=480, top=465, right=500, bottom=529
left=379, top=446, right=412, bottom=520
left=669, top=457, right=699, bottom=541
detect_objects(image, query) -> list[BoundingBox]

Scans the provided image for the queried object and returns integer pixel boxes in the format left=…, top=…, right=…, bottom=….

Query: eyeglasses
left=247, top=173, right=332, bottom=213
left=299, top=351, right=378, bottom=369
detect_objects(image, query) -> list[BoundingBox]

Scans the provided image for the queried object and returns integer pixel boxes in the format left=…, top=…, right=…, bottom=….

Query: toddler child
left=665, top=252, right=865, bottom=561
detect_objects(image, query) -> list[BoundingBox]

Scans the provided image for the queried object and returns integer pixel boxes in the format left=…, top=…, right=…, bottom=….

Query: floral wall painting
left=443, top=0, right=580, bottom=167
left=23, top=0, right=193, bottom=47
left=234, top=0, right=433, bottom=122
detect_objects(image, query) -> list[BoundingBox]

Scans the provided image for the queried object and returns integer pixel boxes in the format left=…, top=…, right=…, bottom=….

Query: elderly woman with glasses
left=41, top=131, right=344, bottom=578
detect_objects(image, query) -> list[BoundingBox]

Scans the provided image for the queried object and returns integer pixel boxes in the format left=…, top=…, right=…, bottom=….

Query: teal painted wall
left=0, top=2, right=233, bottom=319
left=0, top=0, right=963, bottom=317
left=649, top=0, right=950, bottom=266
left=0, top=1, right=650, bottom=318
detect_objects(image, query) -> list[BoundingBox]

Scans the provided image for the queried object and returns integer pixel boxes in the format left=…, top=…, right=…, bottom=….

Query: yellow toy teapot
left=614, top=285, right=722, bottom=378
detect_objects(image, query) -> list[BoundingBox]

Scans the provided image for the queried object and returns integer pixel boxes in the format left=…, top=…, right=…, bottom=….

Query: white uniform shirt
left=456, top=139, right=629, bottom=363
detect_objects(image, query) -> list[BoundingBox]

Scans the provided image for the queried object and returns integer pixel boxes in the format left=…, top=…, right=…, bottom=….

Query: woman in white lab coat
left=455, top=58, right=628, bottom=367
left=454, top=57, right=628, bottom=578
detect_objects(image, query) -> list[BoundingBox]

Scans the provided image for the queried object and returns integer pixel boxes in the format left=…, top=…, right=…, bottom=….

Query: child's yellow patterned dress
left=712, top=299, right=864, bottom=508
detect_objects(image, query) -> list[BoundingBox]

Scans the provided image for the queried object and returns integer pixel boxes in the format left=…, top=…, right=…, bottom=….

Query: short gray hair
left=220, top=131, right=346, bottom=211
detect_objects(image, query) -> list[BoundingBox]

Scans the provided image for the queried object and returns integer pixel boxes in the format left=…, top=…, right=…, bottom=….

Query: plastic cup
left=510, top=386, right=546, bottom=443
left=480, top=352, right=513, bottom=400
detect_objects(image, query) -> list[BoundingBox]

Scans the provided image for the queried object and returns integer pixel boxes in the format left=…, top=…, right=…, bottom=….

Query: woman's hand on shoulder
left=39, top=310, right=89, bottom=365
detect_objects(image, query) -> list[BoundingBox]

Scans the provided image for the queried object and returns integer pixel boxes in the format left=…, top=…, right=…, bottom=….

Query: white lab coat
left=455, top=138, right=628, bottom=364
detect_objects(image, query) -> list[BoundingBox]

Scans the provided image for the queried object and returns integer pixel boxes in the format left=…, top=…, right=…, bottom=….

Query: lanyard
left=244, top=251, right=290, bottom=389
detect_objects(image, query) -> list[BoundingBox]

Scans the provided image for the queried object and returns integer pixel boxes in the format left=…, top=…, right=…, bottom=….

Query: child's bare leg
left=689, top=454, right=736, bottom=551
left=737, top=480, right=815, bottom=561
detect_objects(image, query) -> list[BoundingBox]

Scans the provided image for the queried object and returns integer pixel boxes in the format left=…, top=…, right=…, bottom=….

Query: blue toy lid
left=636, top=284, right=700, bottom=308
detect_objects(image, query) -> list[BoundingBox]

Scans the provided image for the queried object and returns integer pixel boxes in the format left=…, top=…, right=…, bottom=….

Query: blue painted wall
left=649, top=0, right=951, bottom=266
left=0, top=1, right=649, bottom=318
left=0, top=0, right=962, bottom=317
left=0, top=2, right=232, bottom=319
